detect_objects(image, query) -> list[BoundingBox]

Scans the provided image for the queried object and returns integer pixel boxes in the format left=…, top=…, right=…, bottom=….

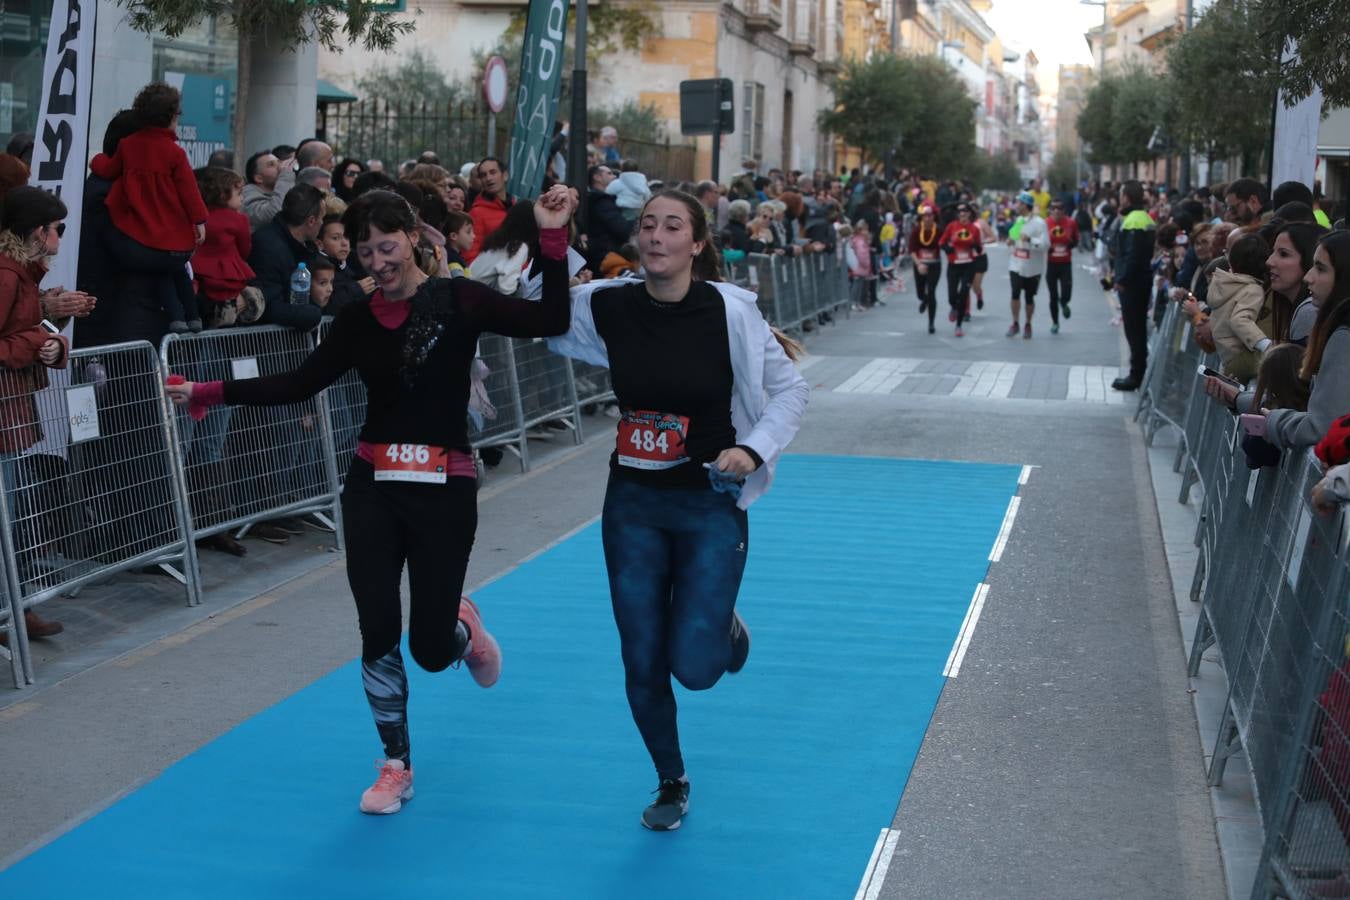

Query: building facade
left=0, top=1, right=316, bottom=170
left=319, top=0, right=841, bottom=181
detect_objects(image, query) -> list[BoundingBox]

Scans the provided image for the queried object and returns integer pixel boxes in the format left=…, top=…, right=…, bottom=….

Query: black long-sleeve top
left=222, top=258, right=569, bottom=451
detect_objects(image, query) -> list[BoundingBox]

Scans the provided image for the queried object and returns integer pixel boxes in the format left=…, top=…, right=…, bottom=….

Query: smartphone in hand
left=39, top=319, right=60, bottom=335
left=1197, top=365, right=1242, bottom=390
left=1239, top=413, right=1267, bottom=438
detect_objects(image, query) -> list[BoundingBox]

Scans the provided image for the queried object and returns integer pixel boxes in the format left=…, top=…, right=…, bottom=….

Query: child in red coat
left=191, top=167, right=262, bottom=328
left=89, top=82, right=207, bottom=333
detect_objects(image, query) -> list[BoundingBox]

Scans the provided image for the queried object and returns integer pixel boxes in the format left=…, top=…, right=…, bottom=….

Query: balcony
left=787, top=0, right=816, bottom=55
left=745, top=0, right=784, bottom=32
left=817, top=0, right=845, bottom=73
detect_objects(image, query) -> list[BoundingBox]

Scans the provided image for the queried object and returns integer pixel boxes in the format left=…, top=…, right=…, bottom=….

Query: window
left=742, top=81, right=765, bottom=161
left=0, top=1, right=55, bottom=152
left=152, top=16, right=238, bottom=167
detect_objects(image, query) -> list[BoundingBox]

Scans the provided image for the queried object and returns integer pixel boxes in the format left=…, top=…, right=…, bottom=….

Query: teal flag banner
left=506, top=0, right=567, bottom=200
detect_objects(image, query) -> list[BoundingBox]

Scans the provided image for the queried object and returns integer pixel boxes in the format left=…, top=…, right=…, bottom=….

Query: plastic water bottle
left=289, top=262, right=311, bottom=305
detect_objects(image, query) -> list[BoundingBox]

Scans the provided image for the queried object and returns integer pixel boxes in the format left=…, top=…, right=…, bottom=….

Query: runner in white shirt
left=1007, top=191, right=1048, bottom=339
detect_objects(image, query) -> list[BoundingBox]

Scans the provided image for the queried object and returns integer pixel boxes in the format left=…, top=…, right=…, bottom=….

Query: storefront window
left=152, top=16, right=238, bottom=166
left=0, top=1, right=54, bottom=157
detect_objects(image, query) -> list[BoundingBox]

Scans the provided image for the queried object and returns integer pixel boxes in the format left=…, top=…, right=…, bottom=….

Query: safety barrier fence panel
left=0, top=341, right=201, bottom=686
left=162, top=327, right=343, bottom=553
left=1137, top=305, right=1350, bottom=898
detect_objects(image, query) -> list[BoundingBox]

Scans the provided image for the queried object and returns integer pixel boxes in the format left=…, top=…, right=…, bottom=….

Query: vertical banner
left=28, top=0, right=97, bottom=459
left=30, top=0, right=96, bottom=292
left=506, top=0, right=567, bottom=201
left=1270, top=41, right=1322, bottom=191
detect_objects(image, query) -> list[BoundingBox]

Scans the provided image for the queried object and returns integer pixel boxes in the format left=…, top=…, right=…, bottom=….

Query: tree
left=588, top=99, right=667, bottom=143
left=119, top=1, right=414, bottom=171
left=1109, top=65, right=1168, bottom=165
left=1167, top=0, right=1276, bottom=170
left=1255, top=0, right=1350, bottom=109
left=1044, top=146, right=1081, bottom=193
left=1075, top=66, right=1171, bottom=167
left=819, top=53, right=975, bottom=176
left=968, top=151, right=1022, bottom=192
left=1077, top=76, right=1119, bottom=165
left=343, top=49, right=481, bottom=168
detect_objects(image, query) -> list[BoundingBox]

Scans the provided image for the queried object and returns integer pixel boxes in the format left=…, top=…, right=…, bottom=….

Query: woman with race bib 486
left=165, top=186, right=576, bottom=816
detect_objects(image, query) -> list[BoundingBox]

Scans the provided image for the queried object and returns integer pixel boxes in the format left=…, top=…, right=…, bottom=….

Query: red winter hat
left=1316, top=413, right=1350, bottom=468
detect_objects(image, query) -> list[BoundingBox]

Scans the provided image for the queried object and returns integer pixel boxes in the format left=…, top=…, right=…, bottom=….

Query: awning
left=317, top=79, right=358, bottom=105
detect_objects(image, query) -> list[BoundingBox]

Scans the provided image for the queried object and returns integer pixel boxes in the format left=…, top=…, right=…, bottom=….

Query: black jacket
left=585, top=189, right=632, bottom=270
left=248, top=219, right=322, bottom=331
left=326, top=257, right=367, bottom=314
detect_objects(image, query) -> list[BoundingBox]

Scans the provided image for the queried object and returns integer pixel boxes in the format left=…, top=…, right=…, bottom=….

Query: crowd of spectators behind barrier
left=0, top=78, right=1348, bottom=645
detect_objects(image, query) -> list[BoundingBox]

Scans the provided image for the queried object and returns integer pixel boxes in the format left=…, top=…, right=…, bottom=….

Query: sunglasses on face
left=49, top=223, right=65, bottom=237
left=344, top=169, right=360, bottom=178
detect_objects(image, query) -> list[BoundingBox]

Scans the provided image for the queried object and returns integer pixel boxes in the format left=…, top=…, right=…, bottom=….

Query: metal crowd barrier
left=1138, top=305, right=1350, bottom=898
left=0, top=341, right=200, bottom=687
left=162, top=326, right=344, bottom=552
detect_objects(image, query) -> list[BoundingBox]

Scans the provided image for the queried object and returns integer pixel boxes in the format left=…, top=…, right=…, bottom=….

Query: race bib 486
left=373, top=443, right=448, bottom=484
left=616, top=410, right=690, bottom=470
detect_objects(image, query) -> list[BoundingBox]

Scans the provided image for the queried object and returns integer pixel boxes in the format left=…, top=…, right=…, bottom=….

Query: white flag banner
left=27, top=0, right=97, bottom=460
left=30, top=0, right=96, bottom=291
left=1272, top=40, right=1322, bottom=192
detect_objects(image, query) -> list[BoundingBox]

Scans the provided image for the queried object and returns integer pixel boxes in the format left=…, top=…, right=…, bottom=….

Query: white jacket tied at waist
left=548, top=278, right=811, bottom=509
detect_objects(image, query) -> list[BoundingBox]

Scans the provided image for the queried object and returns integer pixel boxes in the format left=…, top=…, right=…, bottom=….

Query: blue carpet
left=1, top=455, right=1020, bottom=899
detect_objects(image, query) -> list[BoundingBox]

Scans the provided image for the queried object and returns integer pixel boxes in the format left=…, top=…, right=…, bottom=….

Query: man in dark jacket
left=585, top=164, right=632, bottom=272
left=1111, top=179, right=1157, bottom=391
left=248, top=184, right=323, bottom=332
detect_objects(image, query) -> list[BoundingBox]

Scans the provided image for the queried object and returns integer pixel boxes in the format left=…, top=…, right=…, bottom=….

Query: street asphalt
left=0, top=246, right=1229, bottom=898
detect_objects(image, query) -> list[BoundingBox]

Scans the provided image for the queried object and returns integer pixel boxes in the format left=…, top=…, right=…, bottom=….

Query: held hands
left=358, top=277, right=377, bottom=295
left=38, top=338, right=62, bottom=365
left=164, top=379, right=195, bottom=406
left=713, top=447, right=757, bottom=477
left=533, top=184, right=575, bottom=230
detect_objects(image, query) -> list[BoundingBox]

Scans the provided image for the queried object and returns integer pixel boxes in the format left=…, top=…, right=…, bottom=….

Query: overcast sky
left=981, top=0, right=1103, bottom=97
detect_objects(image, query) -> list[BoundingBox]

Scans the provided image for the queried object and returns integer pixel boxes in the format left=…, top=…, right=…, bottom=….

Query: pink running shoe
left=457, top=596, right=501, bottom=687
left=360, top=759, right=413, bottom=815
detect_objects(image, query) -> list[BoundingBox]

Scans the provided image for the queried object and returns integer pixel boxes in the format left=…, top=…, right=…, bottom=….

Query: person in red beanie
left=89, top=82, right=208, bottom=333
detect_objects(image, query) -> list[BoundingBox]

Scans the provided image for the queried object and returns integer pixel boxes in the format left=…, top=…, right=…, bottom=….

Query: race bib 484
left=616, top=410, right=690, bottom=470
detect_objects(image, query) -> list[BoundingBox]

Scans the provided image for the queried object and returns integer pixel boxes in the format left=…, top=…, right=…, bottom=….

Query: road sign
left=483, top=55, right=509, bottom=114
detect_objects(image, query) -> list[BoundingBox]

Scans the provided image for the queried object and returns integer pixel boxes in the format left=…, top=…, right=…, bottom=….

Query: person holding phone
left=547, top=189, right=810, bottom=832
left=165, top=185, right=577, bottom=815
left=0, top=186, right=73, bottom=641
left=1206, top=230, right=1350, bottom=451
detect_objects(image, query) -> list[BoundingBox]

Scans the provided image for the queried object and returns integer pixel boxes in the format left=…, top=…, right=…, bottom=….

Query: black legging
left=946, top=262, right=974, bottom=321
left=342, top=457, right=475, bottom=669
left=915, top=261, right=941, bottom=328
left=1045, top=261, right=1072, bottom=324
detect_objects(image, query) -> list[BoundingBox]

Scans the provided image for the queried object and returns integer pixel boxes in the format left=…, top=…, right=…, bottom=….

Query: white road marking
left=944, top=583, right=991, bottom=678
left=1067, top=365, right=1088, bottom=401
left=1019, top=464, right=1034, bottom=485
left=835, top=358, right=889, bottom=393
left=855, top=828, right=901, bottom=900
left=989, top=496, right=1022, bottom=562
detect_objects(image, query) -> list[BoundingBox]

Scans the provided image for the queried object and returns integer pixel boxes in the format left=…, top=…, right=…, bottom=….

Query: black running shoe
left=642, top=778, right=690, bottom=831
left=728, top=612, right=751, bottom=674
left=1062, top=301, right=1071, bottom=320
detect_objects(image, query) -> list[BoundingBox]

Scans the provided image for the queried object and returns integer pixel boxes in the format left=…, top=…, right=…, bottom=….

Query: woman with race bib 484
left=549, top=189, right=810, bottom=832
